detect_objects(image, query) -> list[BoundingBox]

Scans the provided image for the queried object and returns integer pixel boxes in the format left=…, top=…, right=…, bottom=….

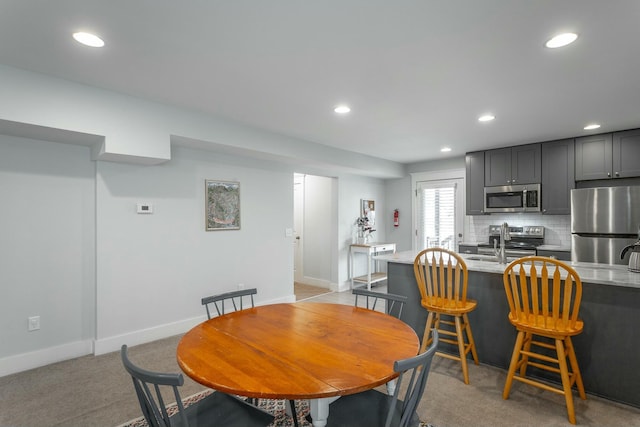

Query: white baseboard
left=94, top=295, right=295, bottom=355
left=94, top=315, right=207, bottom=355
left=300, top=276, right=340, bottom=291
left=337, top=281, right=351, bottom=292
left=0, top=340, right=93, bottom=377
left=1, top=295, right=298, bottom=376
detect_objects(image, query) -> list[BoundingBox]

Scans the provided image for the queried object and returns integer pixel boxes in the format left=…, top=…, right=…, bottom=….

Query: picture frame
left=205, top=180, right=241, bottom=231
left=361, top=199, right=375, bottom=226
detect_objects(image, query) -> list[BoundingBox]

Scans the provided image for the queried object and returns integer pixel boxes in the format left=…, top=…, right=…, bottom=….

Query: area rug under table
left=116, top=390, right=308, bottom=427
left=116, top=389, right=435, bottom=427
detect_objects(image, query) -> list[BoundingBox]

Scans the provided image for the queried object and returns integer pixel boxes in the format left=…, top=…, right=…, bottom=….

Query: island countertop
left=374, top=250, right=640, bottom=289
left=382, top=250, right=640, bottom=408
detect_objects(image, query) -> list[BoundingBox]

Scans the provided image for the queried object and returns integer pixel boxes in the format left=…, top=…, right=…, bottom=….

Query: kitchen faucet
left=493, top=222, right=511, bottom=264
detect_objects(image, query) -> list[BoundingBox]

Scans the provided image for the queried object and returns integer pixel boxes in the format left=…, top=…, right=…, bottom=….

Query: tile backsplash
left=465, top=213, right=571, bottom=247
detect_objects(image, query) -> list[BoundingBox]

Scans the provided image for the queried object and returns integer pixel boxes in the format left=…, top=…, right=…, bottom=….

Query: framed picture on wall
left=361, top=199, right=375, bottom=226
left=205, top=180, right=240, bottom=231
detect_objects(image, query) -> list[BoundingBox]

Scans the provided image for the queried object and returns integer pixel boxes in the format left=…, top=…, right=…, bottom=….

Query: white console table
left=349, top=243, right=396, bottom=290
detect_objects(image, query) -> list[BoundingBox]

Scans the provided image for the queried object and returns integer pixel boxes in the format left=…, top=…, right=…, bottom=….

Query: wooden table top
left=176, top=302, right=419, bottom=400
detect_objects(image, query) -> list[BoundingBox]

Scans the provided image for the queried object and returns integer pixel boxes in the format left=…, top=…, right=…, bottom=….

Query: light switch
left=285, top=228, right=293, bottom=237
left=137, top=203, right=153, bottom=214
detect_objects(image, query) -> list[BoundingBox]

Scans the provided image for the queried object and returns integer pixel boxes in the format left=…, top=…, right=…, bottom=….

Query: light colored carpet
left=116, top=391, right=308, bottom=427
left=1, top=289, right=640, bottom=426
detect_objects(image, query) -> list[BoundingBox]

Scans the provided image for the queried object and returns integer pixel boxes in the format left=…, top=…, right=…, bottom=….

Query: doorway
left=292, top=173, right=335, bottom=290
left=412, top=169, right=466, bottom=251
left=293, top=173, right=304, bottom=283
left=415, top=178, right=464, bottom=251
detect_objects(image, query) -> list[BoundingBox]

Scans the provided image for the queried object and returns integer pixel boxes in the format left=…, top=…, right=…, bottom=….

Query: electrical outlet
left=238, top=283, right=245, bottom=290
left=28, top=316, right=40, bottom=332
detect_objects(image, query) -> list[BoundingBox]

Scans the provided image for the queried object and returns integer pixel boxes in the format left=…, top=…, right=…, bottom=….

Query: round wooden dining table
left=177, top=302, right=419, bottom=427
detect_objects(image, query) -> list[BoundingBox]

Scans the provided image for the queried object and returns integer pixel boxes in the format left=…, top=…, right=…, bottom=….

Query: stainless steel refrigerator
left=571, top=186, right=640, bottom=265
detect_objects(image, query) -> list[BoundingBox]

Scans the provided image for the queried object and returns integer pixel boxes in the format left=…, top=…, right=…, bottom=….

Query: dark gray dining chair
left=120, top=344, right=274, bottom=427
left=201, top=288, right=257, bottom=319
left=352, top=288, right=408, bottom=318
left=324, top=330, right=439, bottom=427
left=200, top=288, right=302, bottom=427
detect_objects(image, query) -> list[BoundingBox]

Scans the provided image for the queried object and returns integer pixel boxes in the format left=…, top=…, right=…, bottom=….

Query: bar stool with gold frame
left=502, top=256, right=586, bottom=424
left=413, top=248, right=479, bottom=384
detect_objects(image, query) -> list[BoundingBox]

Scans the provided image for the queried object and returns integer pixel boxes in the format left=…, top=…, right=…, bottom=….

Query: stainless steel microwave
left=484, top=184, right=541, bottom=213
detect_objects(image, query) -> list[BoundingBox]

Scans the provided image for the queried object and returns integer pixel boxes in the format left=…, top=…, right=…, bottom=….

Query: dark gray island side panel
left=387, top=261, right=640, bottom=409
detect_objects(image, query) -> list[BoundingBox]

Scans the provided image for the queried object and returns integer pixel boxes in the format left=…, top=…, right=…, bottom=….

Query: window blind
left=417, top=181, right=456, bottom=251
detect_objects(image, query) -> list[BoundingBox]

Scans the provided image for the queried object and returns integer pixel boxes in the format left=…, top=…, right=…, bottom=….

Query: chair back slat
left=529, top=262, right=539, bottom=319
left=541, top=263, right=549, bottom=327
left=385, top=330, right=439, bottom=427
left=352, top=288, right=407, bottom=319
left=414, top=248, right=468, bottom=309
left=503, top=256, right=582, bottom=333
left=121, top=345, right=187, bottom=427
left=201, top=288, right=258, bottom=319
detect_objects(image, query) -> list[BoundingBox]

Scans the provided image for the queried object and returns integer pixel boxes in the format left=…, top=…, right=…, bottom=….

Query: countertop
left=374, top=250, right=640, bottom=289
left=536, top=244, right=571, bottom=252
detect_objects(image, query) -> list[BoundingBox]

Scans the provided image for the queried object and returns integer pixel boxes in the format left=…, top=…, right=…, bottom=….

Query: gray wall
left=384, top=176, right=413, bottom=251
left=338, top=175, right=388, bottom=290
left=0, top=136, right=96, bottom=372
left=94, top=147, right=294, bottom=349
left=0, top=63, right=403, bottom=376
left=302, top=174, right=334, bottom=285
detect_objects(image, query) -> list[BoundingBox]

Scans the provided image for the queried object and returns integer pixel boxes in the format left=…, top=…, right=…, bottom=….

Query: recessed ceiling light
left=478, top=114, right=495, bottom=122
left=545, top=33, right=578, bottom=49
left=334, top=105, right=351, bottom=114
left=584, top=123, right=601, bottom=130
left=440, top=147, right=452, bottom=152
left=73, top=32, right=105, bottom=48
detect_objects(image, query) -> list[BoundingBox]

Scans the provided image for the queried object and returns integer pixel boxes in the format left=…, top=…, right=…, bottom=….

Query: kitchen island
left=375, top=251, right=640, bottom=409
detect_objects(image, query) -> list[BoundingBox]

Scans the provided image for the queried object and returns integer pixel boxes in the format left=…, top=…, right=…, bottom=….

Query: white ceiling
left=1, top=1, right=639, bottom=164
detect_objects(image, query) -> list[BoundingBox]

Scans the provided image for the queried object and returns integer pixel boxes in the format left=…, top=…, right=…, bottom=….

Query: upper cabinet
left=484, top=143, right=541, bottom=186
left=574, top=133, right=612, bottom=180
left=575, top=129, right=640, bottom=180
left=465, top=151, right=485, bottom=215
left=541, top=139, right=574, bottom=215
left=613, top=129, right=640, bottom=178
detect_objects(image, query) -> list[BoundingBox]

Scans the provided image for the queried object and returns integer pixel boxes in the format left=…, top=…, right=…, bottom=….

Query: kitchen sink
left=465, top=255, right=517, bottom=263
left=466, top=256, right=498, bottom=262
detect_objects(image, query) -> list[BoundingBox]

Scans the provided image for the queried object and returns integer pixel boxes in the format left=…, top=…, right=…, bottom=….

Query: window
left=416, top=178, right=463, bottom=251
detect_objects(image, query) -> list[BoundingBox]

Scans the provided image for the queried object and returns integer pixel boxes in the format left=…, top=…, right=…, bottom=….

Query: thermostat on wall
left=137, top=203, right=153, bottom=214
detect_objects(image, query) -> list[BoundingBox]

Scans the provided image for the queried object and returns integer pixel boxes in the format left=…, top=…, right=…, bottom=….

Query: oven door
left=505, top=249, right=537, bottom=258
left=477, top=246, right=536, bottom=258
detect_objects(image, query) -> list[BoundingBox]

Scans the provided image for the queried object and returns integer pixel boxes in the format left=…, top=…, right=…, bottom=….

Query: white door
left=416, top=178, right=464, bottom=251
left=293, top=174, right=304, bottom=283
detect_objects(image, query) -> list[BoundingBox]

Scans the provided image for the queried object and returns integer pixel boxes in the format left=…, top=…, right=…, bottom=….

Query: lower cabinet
left=537, top=249, right=571, bottom=261
left=458, top=244, right=478, bottom=254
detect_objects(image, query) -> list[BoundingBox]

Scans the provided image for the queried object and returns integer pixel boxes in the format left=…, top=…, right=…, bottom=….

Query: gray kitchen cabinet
left=574, top=131, right=640, bottom=180
left=612, top=129, right=640, bottom=178
left=465, top=151, right=486, bottom=215
left=541, top=139, right=574, bottom=214
left=484, top=147, right=510, bottom=186
left=575, top=133, right=613, bottom=180
left=484, top=143, right=541, bottom=186
left=537, top=249, right=571, bottom=261
left=458, top=244, right=478, bottom=254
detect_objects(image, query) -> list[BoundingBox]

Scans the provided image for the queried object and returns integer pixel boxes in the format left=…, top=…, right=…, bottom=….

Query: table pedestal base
left=309, top=396, right=339, bottom=427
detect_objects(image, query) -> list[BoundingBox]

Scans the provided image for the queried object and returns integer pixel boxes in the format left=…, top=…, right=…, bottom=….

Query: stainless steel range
left=477, top=225, right=544, bottom=257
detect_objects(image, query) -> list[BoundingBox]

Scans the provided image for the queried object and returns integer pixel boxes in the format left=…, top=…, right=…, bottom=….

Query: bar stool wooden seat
left=502, top=256, right=586, bottom=424
left=413, top=248, right=479, bottom=384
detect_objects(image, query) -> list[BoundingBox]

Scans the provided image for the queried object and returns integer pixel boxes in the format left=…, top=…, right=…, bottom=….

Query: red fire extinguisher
left=393, top=209, right=399, bottom=227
